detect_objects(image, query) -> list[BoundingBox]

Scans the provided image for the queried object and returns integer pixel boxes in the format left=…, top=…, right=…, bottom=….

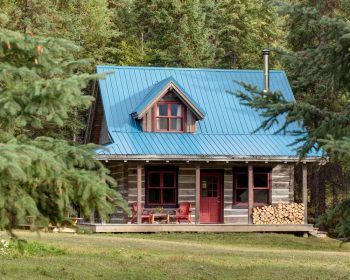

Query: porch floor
left=78, top=223, right=314, bottom=233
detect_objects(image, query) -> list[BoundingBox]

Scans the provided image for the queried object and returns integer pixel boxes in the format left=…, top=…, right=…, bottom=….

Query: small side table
left=151, top=213, right=170, bottom=224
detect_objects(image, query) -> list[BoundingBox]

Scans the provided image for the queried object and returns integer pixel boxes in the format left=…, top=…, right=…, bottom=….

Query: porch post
left=89, top=208, right=95, bottom=224
left=137, top=163, right=142, bottom=224
left=248, top=164, right=254, bottom=224
left=302, top=164, right=308, bottom=224
left=195, top=164, right=200, bottom=224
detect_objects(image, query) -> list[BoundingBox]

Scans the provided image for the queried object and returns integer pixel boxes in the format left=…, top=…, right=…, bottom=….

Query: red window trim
left=234, top=171, right=271, bottom=206
left=153, top=101, right=185, bottom=132
left=146, top=171, right=177, bottom=206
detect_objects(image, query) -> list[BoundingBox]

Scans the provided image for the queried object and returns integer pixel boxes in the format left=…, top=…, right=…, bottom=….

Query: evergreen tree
left=214, top=0, right=284, bottom=69
left=0, top=13, right=127, bottom=234
left=1, top=0, right=118, bottom=67
left=232, top=1, right=350, bottom=240
left=129, top=0, right=216, bottom=67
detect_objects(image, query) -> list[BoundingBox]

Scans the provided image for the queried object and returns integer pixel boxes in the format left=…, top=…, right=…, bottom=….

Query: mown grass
left=0, top=231, right=349, bottom=279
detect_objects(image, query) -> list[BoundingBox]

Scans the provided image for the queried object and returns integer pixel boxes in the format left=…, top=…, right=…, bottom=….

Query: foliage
left=0, top=239, right=9, bottom=256
left=0, top=14, right=128, bottom=234
left=214, top=0, right=284, bottom=68
left=317, top=198, right=350, bottom=242
left=0, top=0, right=118, bottom=68
left=129, top=0, right=216, bottom=67
left=232, top=0, right=350, bottom=239
left=0, top=239, right=65, bottom=258
left=107, top=0, right=284, bottom=68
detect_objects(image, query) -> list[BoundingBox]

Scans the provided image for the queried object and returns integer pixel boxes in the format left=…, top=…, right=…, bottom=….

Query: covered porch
left=80, top=156, right=314, bottom=233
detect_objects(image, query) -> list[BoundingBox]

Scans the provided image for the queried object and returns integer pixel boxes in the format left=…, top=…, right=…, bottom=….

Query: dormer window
left=155, top=102, right=184, bottom=132
left=132, top=77, right=205, bottom=133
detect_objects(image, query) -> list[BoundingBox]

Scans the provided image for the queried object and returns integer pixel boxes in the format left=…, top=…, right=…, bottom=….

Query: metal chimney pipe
left=262, top=49, right=270, bottom=92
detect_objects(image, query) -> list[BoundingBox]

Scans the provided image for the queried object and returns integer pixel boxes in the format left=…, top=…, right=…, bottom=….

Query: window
left=201, top=175, right=219, bottom=198
left=235, top=172, right=248, bottom=204
left=147, top=171, right=177, bottom=206
left=234, top=168, right=270, bottom=205
left=154, top=102, right=184, bottom=131
left=253, top=172, right=270, bottom=204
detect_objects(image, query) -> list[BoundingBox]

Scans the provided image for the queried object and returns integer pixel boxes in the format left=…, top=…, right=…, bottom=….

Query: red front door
left=200, top=172, right=222, bottom=223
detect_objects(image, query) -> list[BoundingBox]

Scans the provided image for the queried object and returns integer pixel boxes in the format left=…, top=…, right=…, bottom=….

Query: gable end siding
left=86, top=87, right=110, bottom=145
left=140, top=92, right=197, bottom=133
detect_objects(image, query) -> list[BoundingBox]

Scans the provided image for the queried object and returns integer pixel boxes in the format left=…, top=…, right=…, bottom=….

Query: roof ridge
left=96, top=65, right=285, bottom=73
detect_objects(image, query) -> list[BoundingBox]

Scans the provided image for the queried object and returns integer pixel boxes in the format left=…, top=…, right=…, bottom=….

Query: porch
left=83, top=159, right=311, bottom=232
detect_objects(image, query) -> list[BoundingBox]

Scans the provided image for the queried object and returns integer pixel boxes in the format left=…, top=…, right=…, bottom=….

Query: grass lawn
left=0, top=231, right=350, bottom=280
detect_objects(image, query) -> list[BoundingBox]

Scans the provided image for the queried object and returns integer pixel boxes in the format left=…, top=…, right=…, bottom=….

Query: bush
left=317, top=198, right=350, bottom=241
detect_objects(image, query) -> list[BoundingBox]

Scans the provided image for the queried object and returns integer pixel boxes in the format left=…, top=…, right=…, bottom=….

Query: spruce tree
left=214, top=0, right=284, bottom=69
left=0, top=13, right=127, bottom=234
left=232, top=1, right=350, bottom=240
left=1, top=0, right=118, bottom=67
left=129, top=0, right=216, bottom=67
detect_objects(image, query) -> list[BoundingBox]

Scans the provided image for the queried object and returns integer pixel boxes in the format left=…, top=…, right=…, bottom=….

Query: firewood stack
left=252, top=203, right=305, bottom=224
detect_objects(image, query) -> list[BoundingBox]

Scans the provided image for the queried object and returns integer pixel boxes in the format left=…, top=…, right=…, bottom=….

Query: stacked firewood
left=252, top=203, right=305, bottom=224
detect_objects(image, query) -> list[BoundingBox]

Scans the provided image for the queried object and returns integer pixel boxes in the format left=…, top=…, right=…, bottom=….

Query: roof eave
left=95, top=154, right=325, bottom=163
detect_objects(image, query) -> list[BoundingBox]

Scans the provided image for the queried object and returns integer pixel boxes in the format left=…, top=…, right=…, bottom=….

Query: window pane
left=163, top=189, right=175, bottom=203
left=254, top=174, right=268, bottom=188
left=149, top=189, right=160, bottom=203
left=236, top=189, right=248, bottom=203
left=149, top=173, right=160, bottom=187
left=157, top=104, right=168, bottom=116
left=170, top=118, right=182, bottom=131
left=254, top=190, right=268, bottom=204
left=170, top=104, right=182, bottom=116
left=201, top=189, right=208, bottom=197
left=236, top=173, right=248, bottom=188
left=163, top=173, right=175, bottom=188
left=156, top=118, right=168, bottom=130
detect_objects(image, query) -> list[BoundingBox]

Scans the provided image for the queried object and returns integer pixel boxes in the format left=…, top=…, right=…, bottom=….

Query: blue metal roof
left=132, top=76, right=205, bottom=119
left=95, top=66, right=321, bottom=159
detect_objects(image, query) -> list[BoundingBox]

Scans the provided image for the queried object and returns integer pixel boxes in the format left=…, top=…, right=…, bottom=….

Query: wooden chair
left=131, top=202, right=152, bottom=224
left=174, top=202, right=192, bottom=224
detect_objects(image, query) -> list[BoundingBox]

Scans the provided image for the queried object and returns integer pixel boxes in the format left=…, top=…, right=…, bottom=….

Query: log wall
left=271, top=164, right=295, bottom=204
left=104, top=162, right=129, bottom=223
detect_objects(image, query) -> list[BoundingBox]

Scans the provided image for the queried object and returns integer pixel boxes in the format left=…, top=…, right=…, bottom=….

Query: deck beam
left=79, top=223, right=314, bottom=233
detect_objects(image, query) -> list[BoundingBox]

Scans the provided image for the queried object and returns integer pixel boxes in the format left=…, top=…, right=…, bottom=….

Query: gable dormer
left=131, top=77, right=205, bottom=133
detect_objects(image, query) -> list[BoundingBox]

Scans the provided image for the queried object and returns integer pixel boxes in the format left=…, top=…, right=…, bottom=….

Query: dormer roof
left=131, top=76, right=205, bottom=120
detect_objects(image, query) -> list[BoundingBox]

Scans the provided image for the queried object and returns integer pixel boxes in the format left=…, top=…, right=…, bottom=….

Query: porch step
left=309, top=228, right=328, bottom=238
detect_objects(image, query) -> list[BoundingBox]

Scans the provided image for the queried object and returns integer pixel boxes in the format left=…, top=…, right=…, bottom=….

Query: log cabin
left=83, top=50, right=323, bottom=233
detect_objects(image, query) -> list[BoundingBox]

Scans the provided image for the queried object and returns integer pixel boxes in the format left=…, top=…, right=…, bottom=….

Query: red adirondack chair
left=174, top=202, right=192, bottom=224
left=131, top=202, right=152, bottom=224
